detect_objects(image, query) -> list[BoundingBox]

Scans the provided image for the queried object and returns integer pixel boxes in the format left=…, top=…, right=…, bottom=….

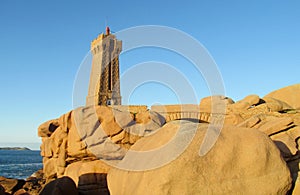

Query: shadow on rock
left=273, top=140, right=300, bottom=195
left=39, top=176, right=78, bottom=195
left=78, top=173, right=110, bottom=195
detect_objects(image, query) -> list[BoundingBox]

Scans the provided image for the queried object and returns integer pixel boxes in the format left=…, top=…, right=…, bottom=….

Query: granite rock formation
left=32, top=84, right=300, bottom=194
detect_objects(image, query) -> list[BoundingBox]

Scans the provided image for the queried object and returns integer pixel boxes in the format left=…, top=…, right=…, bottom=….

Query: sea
left=0, top=150, right=42, bottom=179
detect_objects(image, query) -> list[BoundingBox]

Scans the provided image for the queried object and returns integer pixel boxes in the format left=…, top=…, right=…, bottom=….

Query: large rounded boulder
left=107, top=121, right=292, bottom=194
left=264, top=84, right=300, bottom=109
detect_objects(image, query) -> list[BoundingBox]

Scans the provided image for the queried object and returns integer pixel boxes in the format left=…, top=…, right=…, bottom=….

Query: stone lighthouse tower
left=86, top=27, right=122, bottom=106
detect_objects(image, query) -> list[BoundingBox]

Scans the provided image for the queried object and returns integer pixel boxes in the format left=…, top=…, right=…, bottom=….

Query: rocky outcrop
left=38, top=105, right=165, bottom=194
left=35, top=84, right=300, bottom=194
left=0, top=170, right=45, bottom=195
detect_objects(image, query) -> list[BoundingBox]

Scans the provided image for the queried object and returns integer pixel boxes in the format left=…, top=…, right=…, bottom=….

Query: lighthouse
left=86, top=27, right=122, bottom=106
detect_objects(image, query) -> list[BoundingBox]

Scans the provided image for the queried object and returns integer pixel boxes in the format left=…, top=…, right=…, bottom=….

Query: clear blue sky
left=0, top=0, right=299, bottom=149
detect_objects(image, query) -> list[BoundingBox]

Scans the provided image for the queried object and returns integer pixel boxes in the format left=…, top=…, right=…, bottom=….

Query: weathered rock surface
left=0, top=177, right=24, bottom=195
left=263, top=97, right=293, bottom=111
left=199, top=95, right=234, bottom=113
left=230, top=94, right=260, bottom=110
left=264, top=83, right=300, bottom=109
left=258, top=116, right=294, bottom=135
left=23, top=170, right=46, bottom=195
left=64, top=160, right=111, bottom=187
left=108, top=121, right=292, bottom=195
left=38, top=119, right=60, bottom=138
left=14, top=189, right=29, bottom=195
left=0, top=170, right=45, bottom=195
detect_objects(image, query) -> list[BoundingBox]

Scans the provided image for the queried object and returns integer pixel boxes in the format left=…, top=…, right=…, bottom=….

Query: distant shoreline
left=0, top=147, right=31, bottom=151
